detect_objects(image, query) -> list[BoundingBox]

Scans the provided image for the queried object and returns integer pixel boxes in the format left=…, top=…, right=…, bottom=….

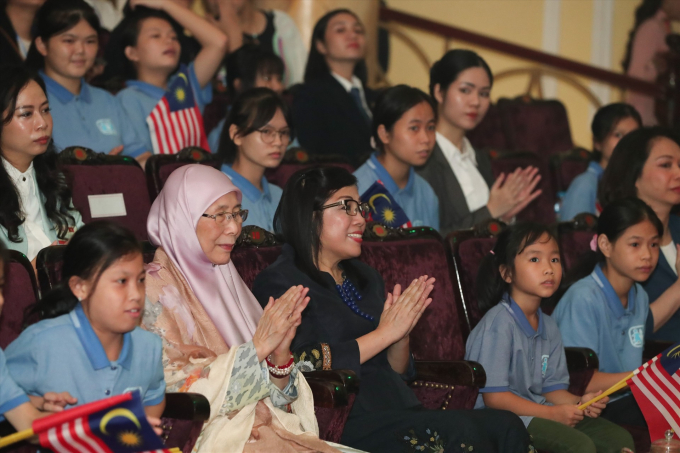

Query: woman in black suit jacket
left=292, top=9, right=375, bottom=167
left=417, top=50, right=542, bottom=234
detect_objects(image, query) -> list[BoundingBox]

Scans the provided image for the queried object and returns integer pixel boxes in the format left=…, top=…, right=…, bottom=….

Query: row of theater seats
left=5, top=216, right=628, bottom=452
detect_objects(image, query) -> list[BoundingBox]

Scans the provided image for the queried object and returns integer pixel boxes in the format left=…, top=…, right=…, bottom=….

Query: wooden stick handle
left=578, top=372, right=634, bottom=410
left=0, top=428, right=35, bottom=448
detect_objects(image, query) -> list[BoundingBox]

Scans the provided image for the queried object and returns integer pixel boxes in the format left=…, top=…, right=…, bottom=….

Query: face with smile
left=196, top=192, right=242, bottom=265
left=435, top=67, right=491, bottom=133
left=599, top=220, right=659, bottom=283
left=595, top=116, right=640, bottom=162
left=502, top=233, right=562, bottom=302
left=317, top=13, right=366, bottom=65
left=379, top=101, right=436, bottom=167
left=1, top=80, right=52, bottom=166
left=635, top=137, right=680, bottom=209
left=125, top=17, right=181, bottom=75
left=230, top=108, right=289, bottom=170
left=37, top=19, right=98, bottom=81
left=318, top=185, right=367, bottom=266
left=71, top=252, right=146, bottom=335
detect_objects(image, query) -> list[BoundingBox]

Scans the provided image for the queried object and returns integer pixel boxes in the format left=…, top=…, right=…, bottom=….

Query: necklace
left=335, top=275, right=375, bottom=322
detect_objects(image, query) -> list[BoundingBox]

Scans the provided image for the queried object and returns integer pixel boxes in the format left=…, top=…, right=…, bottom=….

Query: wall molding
left=541, top=0, right=561, bottom=99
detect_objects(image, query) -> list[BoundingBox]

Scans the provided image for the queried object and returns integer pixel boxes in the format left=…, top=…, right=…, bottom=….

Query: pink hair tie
left=590, top=234, right=598, bottom=252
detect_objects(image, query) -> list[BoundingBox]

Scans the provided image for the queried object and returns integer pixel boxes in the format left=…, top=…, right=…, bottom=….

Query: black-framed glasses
left=201, top=210, right=249, bottom=225
left=258, top=128, right=291, bottom=145
left=318, top=199, right=370, bottom=219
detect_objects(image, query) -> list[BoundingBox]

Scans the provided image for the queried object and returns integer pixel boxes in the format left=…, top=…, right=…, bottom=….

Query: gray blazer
left=416, top=142, right=494, bottom=235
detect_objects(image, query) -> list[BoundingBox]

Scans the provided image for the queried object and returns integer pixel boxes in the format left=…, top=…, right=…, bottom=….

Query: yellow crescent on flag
left=368, top=193, right=391, bottom=211
left=668, top=344, right=680, bottom=359
left=178, top=73, right=189, bottom=86
left=100, top=408, right=141, bottom=435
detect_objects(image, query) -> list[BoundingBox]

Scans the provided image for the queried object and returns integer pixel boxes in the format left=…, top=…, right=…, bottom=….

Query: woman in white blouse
left=417, top=49, right=542, bottom=234
left=0, top=67, right=83, bottom=265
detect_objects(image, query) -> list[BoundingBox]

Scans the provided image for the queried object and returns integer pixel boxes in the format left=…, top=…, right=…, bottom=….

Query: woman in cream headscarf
left=142, top=164, right=351, bottom=453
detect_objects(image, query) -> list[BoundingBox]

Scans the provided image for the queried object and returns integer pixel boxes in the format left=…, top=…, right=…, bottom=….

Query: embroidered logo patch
left=96, top=119, right=117, bottom=135
left=629, top=325, right=644, bottom=348
left=541, top=355, right=549, bottom=378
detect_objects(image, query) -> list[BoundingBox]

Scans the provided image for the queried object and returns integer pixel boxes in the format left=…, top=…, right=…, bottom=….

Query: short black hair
left=226, top=44, right=284, bottom=96
left=429, top=49, right=493, bottom=101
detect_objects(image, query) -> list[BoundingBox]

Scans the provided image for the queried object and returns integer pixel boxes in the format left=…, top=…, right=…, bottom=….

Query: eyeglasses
left=318, top=199, right=370, bottom=219
left=258, top=128, right=291, bottom=145
left=201, top=210, right=249, bottom=224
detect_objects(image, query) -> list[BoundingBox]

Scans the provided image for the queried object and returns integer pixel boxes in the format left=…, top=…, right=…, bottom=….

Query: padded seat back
left=557, top=213, right=598, bottom=276
left=358, top=224, right=468, bottom=361
left=264, top=149, right=355, bottom=188
left=1, top=252, right=39, bottom=348
left=227, top=226, right=282, bottom=289
left=550, top=147, right=591, bottom=195
left=60, top=147, right=151, bottom=240
left=466, top=104, right=509, bottom=151
left=145, top=148, right=220, bottom=201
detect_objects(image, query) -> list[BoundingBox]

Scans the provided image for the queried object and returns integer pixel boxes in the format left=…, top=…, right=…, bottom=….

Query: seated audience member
left=26, top=0, right=148, bottom=160
left=0, top=240, right=77, bottom=431
left=292, top=9, right=375, bottom=167
left=216, top=88, right=289, bottom=232
left=0, top=0, right=44, bottom=65
left=554, top=198, right=680, bottom=428
left=142, top=164, right=352, bottom=453
left=208, top=44, right=285, bottom=152
left=252, top=166, right=531, bottom=453
left=465, top=223, right=634, bottom=453
left=354, top=85, right=440, bottom=230
left=206, top=0, right=306, bottom=87
left=0, top=67, right=83, bottom=264
left=6, top=222, right=166, bottom=417
left=600, top=127, right=680, bottom=341
left=417, top=49, right=542, bottom=234
left=115, top=0, right=227, bottom=159
left=560, top=103, right=641, bottom=220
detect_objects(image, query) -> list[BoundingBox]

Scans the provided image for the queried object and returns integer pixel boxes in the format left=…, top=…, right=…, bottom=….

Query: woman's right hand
left=550, top=404, right=584, bottom=427
left=252, top=285, right=310, bottom=363
left=376, top=276, right=434, bottom=345
left=487, top=166, right=542, bottom=219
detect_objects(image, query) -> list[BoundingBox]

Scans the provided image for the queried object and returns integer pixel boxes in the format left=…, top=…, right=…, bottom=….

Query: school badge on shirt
left=96, top=119, right=117, bottom=135
left=541, top=355, right=549, bottom=378
left=629, top=326, right=644, bottom=348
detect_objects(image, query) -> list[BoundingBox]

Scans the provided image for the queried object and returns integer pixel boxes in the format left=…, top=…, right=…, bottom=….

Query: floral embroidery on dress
left=400, top=428, right=449, bottom=452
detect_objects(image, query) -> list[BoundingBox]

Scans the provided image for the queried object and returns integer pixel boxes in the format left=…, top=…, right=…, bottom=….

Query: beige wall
left=384, top=0, right=641, bottom=148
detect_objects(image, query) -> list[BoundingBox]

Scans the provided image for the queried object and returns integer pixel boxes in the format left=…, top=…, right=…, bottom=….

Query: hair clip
left=490, top=250, right=495, bottom=255
left=590, top=234, right=598, bottom=252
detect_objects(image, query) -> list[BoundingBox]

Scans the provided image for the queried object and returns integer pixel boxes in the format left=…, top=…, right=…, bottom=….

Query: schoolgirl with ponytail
left=5, top=221, right=167, bottom=418
left=465, top=222, right=634, bottom=452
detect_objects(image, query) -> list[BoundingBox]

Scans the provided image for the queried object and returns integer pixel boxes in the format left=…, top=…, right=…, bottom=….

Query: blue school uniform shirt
left=643, top=215, right=680, bottom=341
left=560, top=161, right=603, bottom=221
left=5, top=304, right=165, bottom=407
left=465, top=293, right=570, bottom=427
left=553, top=264, right=650, bottom=373
left=0, top=349, right=29, bottom=422
left=221, top=165, right=282, bottom=232
left=40, top=71, right=147, bottom=158
left=354, top=153, right=440, bottom=230
left=117, top=63, right=212, bottom=153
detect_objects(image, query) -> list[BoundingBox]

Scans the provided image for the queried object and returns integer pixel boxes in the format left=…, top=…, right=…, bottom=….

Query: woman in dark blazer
left=417, top=50, right=542, bottom=234
left=292, top=9, right=375, bottom=167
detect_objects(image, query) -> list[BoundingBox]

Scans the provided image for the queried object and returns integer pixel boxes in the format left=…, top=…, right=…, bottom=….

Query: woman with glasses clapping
left=217, top=88, right=293, bottom=232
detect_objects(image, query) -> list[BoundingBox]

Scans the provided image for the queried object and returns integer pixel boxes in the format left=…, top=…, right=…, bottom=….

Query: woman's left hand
left=128, top=0, right=166, bottom=10
left=580, top=391, right=608, bottom=418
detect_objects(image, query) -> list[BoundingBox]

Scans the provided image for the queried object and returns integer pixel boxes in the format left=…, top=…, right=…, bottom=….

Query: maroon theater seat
left=466, top=104, right=509, bottom=151
left=264, top=148, right=355, bottom=188
left=556, top=212, right=598, bottom=277
left=0, top=252, right=39, bottom=349
left=488, top=149, right=556, bottom=224
left=145, top=147, right=221, bottom=201
left=550, top=147, right=591, bottom=197
left=59, top=147, right=151, bottom=241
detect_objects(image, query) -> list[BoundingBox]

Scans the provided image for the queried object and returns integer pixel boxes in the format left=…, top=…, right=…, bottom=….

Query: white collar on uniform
left=2, top=157, right=34, bottom=184
left=331, top=72, right=363, bottom=93
left=436, top=132, right=478, bottom=166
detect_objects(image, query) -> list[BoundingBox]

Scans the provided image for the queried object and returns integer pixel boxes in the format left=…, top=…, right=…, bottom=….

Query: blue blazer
left=643, top=215, right=680, bottom=341
left=0, top=177, right=83, bottom=257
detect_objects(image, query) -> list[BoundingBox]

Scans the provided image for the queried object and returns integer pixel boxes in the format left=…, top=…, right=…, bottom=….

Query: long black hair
left=217, top=87, right=294, bottom=164
left=226, top=44, right=285, bottom=97
left=622, top=0, right=664, bottom=71
left=590, top=103, right=642, bottom=162
left=30, top=221, right=142, bottom=320
left=476, top=223, right=557, bottom=314
left=303, top=9, right=367, bottom=84
left=429, top=49, right=493, bottom=101
left=599, top=127, right=680, bottom=207
left=274, top=166, right=365, bottom=287
left=372, top=84, right=436, bottom=152
left=25, top=0, right=101, bottom=70
left=0, top=67, right=76, bottom=243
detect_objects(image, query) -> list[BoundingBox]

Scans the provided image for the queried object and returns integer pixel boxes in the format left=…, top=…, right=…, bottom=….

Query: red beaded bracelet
left=266, top=353, right=295, bottom=377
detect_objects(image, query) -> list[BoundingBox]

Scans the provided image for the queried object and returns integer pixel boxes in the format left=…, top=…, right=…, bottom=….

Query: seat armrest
left=305, top=377, right=349, bottom=408
left=565, top=347, right=599, bottom=373
left=303, top=370, right=359, bottom=393
left=162, top=393, right=210, bottom=422
left=414, top=360, right=486, bottom=387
